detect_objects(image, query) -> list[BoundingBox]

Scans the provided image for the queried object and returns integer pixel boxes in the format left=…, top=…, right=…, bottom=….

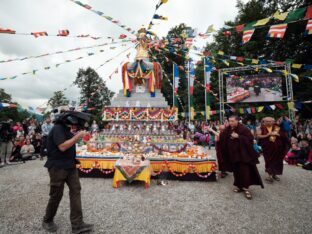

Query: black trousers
left=40, top=136, right=48, bottom=157
left=43, top=167, right=83, bottom=226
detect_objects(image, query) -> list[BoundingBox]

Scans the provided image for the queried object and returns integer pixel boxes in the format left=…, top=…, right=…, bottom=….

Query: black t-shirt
left=44, top=124, right=76, bottom=169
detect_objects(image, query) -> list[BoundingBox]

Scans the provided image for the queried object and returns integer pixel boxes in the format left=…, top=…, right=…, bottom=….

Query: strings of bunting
left=0, top=44, right=134, bottom=81
left=202, top=4, right=312, bottom=44
left=0, top=40, right=133, bottom=64
left=69, top=0, right=136, bottom=37
left=147, top=0, right=169, bottom=31
left=0, top=27, right=130, bottom=41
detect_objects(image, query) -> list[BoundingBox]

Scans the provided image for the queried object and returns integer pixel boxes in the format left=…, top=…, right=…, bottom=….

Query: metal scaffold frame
left=218, top=63, right=295, bottom=123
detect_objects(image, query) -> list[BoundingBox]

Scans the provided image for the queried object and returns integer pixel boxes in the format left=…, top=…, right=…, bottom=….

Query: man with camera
left=42, top=111, right=94, bottom=233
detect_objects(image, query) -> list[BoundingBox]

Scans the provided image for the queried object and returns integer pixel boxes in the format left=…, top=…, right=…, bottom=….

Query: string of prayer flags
left=69, top=0, right=136, bottom=36
left=242, top=29, right=255, bottom=44
left=305, top=19, right=312, bottom=35
left=31, top=31, right=48, bottom=38
left=267, top=24, right=288, bottom=38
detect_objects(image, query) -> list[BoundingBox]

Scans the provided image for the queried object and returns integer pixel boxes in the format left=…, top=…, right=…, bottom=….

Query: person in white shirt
left=20, top=139, right=35, bottom=160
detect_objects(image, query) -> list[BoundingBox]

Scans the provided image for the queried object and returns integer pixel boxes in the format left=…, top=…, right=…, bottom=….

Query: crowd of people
left=1, top=115, right=312, bottom=170
left=0, top=117, right=53, bottom=165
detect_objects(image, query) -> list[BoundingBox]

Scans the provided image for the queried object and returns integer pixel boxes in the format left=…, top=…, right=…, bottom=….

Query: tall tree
left=74, top=67, right=114, bottom=120
left=47, top=91, right=69, bottom=109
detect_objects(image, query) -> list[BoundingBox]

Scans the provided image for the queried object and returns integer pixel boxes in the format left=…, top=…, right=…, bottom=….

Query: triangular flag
left=267, top=24, right=288, bottom=38
left=257, top=106, right=264, bottom=112
left=273, top=11, right=289, bottom=21
left=285, top=7, right=307, bottom=23
left=206, top=25, right=216, bottom=33
left=253, top=17, right=271, bottom=26
left=290, top=73, right=299, bottom=82
left=270, top=105, right=276, bottom=110
left=242, top=29, right=255, bottom=44
left=304, top=5, right=312, bottom=19
left=292, top=64, right=302, bottom=69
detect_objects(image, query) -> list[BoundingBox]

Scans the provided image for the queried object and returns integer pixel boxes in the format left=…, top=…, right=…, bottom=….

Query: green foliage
left=0, top=89, right=31, bottom=122
left=74, top=67, right=114, bottom=121
left=47, top=91, right=69, bottom=109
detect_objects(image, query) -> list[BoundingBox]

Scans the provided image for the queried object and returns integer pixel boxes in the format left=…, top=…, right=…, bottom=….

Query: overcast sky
left=0, top=0, right=248, bottom=110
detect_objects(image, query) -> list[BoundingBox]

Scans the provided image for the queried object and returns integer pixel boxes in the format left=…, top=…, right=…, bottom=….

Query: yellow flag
left=292, top=64, right=302, bottom=69
left=206, top=25, right=216, bottom=33
left=239, top=108, right=244, bottom=114
left=287, top=102, right=294, bottom=110
left=252, top=59, right=259, bottom=64
left=218, top=50, right=224, bottom=55
left=253, top=17, right=271, bottom=26
left=273, top=11, right=289, bottom=21
left=257, top=106, right=264, bottom=112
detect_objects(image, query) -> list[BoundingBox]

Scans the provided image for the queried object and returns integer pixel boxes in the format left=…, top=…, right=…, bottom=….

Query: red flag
left=251, top=107, right=256, bottom=113
left=275, top=103, right=284, bottom=109
left=119, top=34, right=127, bottom=39
left=223, top=31, right=231, bottom=37
left=304, top=5, right=312, bottom=19
left=0, top=28, right=16, bottom=34
left=236, top=24, right=245, bottom=33
left=236, top=57, right=244, bottom=62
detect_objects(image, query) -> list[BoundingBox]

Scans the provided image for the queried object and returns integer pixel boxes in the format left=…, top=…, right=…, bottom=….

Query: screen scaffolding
left=218, top=63, right=294, bottom=123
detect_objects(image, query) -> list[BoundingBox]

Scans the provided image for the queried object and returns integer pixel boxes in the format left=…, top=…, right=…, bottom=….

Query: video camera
left=54, top=111, right=91, bottom=130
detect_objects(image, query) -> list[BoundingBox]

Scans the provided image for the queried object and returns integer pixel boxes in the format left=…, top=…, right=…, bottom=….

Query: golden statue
left=135, top=28, right=150, bottom=60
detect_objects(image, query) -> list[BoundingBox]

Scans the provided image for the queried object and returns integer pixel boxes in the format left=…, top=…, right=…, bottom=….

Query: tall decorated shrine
left=103, top=28, right=177, bottom=121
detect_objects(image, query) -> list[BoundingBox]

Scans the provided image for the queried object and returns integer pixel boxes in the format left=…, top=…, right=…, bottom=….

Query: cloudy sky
left=0, top=0, right=248, bottom=110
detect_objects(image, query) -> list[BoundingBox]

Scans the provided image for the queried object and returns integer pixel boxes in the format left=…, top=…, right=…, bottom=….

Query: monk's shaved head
left=263, top=117, right=275, bottom=126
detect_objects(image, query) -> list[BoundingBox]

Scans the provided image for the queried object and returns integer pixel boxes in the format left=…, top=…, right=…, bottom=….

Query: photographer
left=42, top=111, right=94, bottom=233
left=0, top=121, right=14, bottom=166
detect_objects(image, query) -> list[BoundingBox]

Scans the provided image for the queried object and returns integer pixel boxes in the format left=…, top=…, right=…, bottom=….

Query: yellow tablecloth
left=112, top=166, right=151, bottom=188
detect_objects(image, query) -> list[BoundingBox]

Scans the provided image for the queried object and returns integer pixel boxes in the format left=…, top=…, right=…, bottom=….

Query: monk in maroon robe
left=257, top=117, right=289, bottom=183
left=220, top=115, right=264, bottom=200
left=208, top=125, right=228, bottom=178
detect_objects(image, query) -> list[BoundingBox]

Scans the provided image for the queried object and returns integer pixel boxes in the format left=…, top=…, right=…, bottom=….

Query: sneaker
left=72, top=222, right=94, bottom=234
left=42, top=221, right=57, bottom=232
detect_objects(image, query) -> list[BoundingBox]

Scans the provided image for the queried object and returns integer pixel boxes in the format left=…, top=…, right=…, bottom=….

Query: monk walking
left=220, top=115, right=264, bottom=200
left=256, top=117, right=289, bottom=183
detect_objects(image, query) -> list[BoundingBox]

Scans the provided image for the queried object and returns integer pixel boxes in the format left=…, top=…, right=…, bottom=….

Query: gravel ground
left=0, top=151, right=311, bottom=234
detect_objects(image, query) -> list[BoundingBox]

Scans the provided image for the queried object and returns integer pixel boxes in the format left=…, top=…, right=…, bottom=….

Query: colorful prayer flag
left=31, top=31, right=48, bottom=37
left=305, top=19, right=312, bottom=35
left=235, top=24, right=245, bottom=33
left=204, top=58, right=213, bottom=120
left=267, top=24, right=288, bottom=38
left=273, top=11, right=289, bottom=21
left=304, top=5, right=312, bottom=19
left=173, top=63, right=180, bottom=109
left=57, top=30, right=69, bottom=36
left=253, top=17, right=271, bottom=26
left=242, top=29, right=255, bottom=44
left=285, top=7, right=307, bottom=23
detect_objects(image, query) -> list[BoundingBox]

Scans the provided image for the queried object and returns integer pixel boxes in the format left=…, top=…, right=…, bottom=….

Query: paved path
left=0, top=154, right=311, bottom=234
